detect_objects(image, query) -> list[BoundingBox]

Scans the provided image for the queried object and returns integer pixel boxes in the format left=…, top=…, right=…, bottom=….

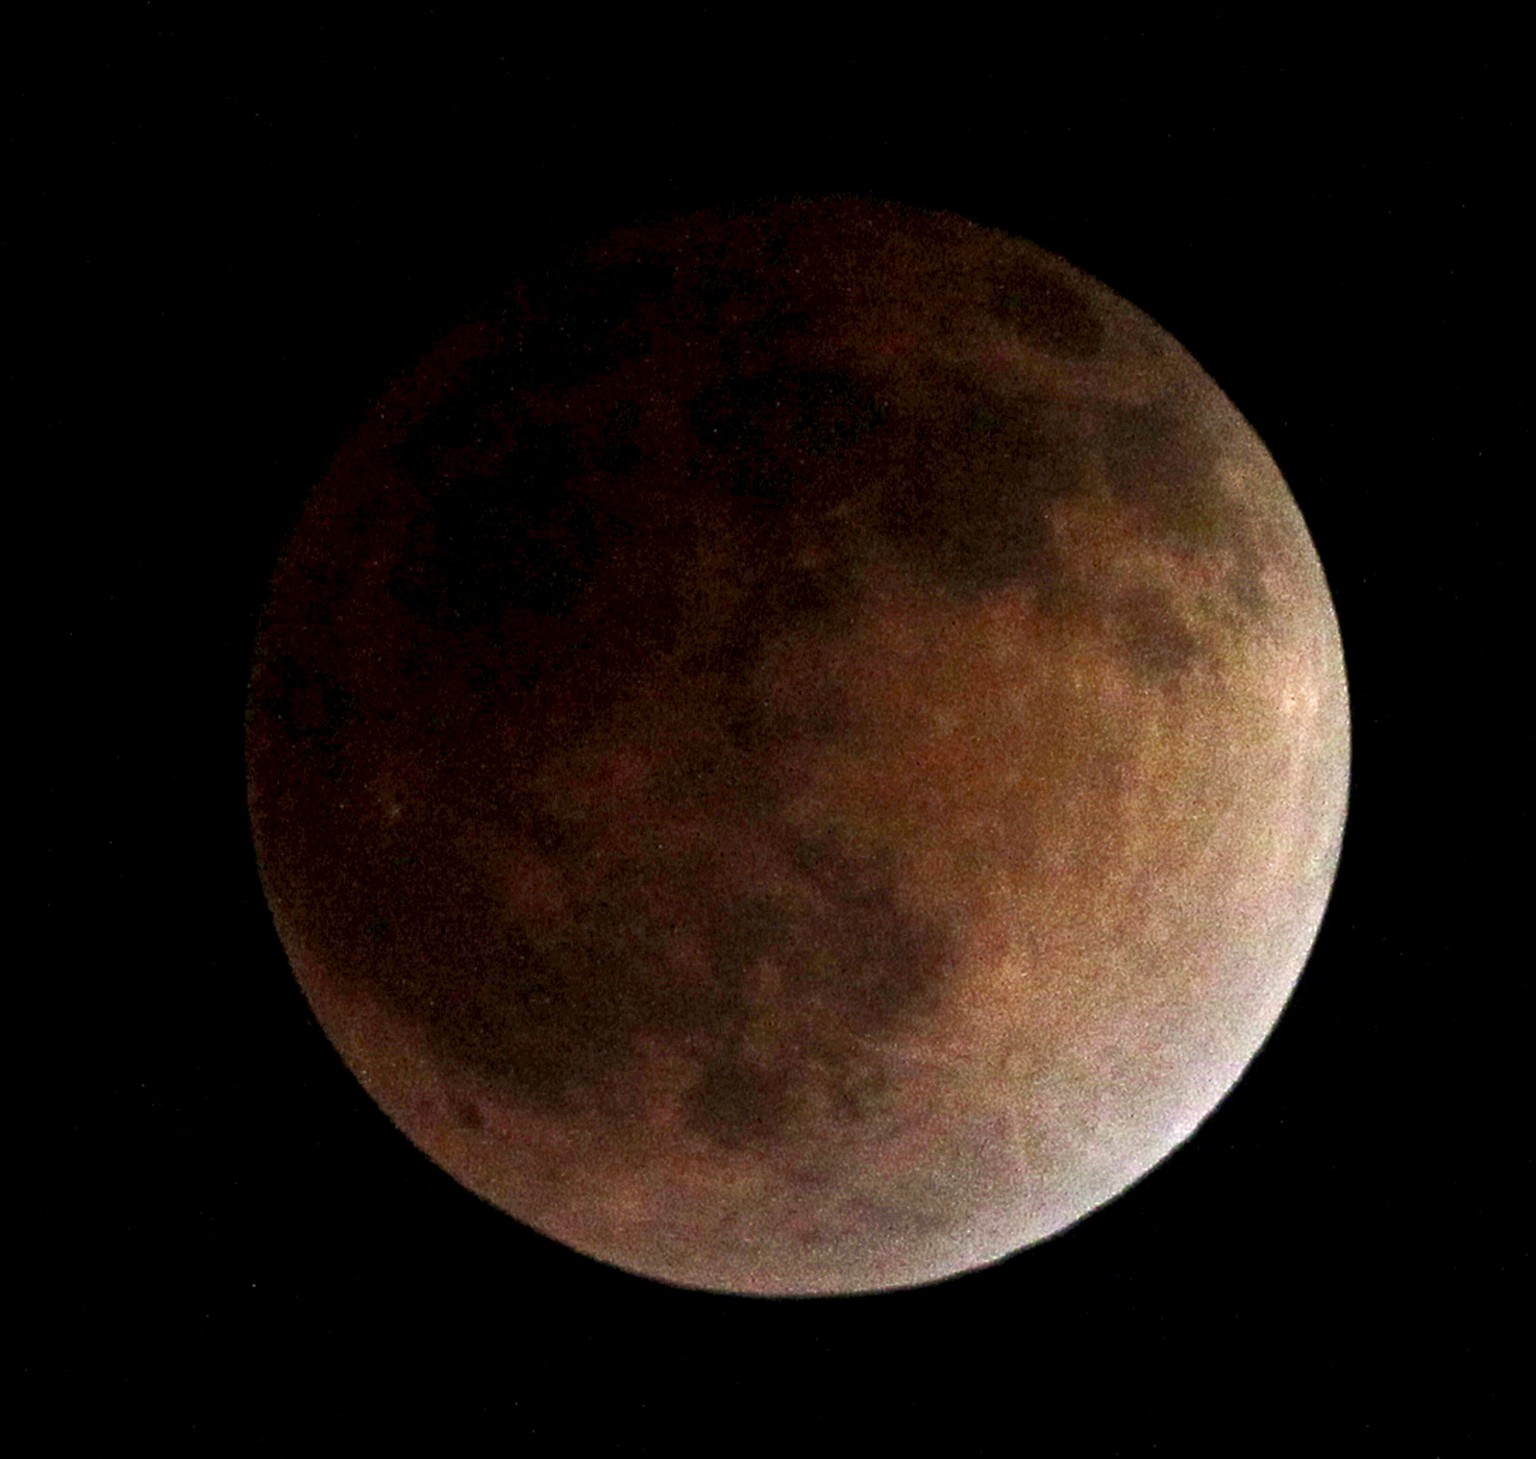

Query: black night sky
left=21, top=16, right=1519, bottom=1448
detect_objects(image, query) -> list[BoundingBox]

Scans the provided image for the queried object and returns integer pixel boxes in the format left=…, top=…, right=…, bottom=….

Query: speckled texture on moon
left=246, top=197, right=1349, bottom=1295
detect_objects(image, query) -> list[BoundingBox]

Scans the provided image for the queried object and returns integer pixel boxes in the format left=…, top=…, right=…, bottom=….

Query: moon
left=246, top=197, right=1348, bottom=1295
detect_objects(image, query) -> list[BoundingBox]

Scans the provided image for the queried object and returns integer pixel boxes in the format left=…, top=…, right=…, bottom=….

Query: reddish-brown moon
left=246, top=197, right=1348, bottom=1295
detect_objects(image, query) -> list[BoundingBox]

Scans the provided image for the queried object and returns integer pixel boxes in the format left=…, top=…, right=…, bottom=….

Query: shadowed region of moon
left=246, top=196, right=1349, bottom=1295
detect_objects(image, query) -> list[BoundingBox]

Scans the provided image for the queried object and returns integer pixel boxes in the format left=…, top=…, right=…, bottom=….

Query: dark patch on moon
left=1100, top=393, right=1228, bottom=548
left=1095, top=390, right=1273, bottom=629
left=723, top=677, right=850, bottom=753
left=452, top=1097, right=484, bottom=1130
left=393, top=344, right=523, bottom=474
left=689, top=1055, right=795, bottom=1147
left=702, top=566, right=864, bottom=753
left=595, top=400, right=646, bottom=475
left=992, top=255, right=1104, bottom=359
left=368, top=217, right=1258, bottom=676
left=1115, top=588, right=1204, bottom=684
left=252, top=651, right=356, bottom=775
left=387, top=420, right=599, bottom=630
left=678, top=837, right=953, bottom=1150
left=336, top=792, right=955, bottom=1152
left=690, top=367, right=890, bottom=507
left=694, top=365, right=890, bottom=463
left=874, top=387, right=1079, bottom=600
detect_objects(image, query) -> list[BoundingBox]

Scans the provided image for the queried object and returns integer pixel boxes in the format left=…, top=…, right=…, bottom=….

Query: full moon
left=246, top=197, right=1348, bottom=1295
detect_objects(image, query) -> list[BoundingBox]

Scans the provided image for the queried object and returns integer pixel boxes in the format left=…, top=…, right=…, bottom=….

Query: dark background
left=21, top=15, right=1518, bottom=1449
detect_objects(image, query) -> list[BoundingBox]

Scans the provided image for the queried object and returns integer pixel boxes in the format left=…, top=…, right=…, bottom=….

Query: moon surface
left=246, top=197, right=1348, bottom=1295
